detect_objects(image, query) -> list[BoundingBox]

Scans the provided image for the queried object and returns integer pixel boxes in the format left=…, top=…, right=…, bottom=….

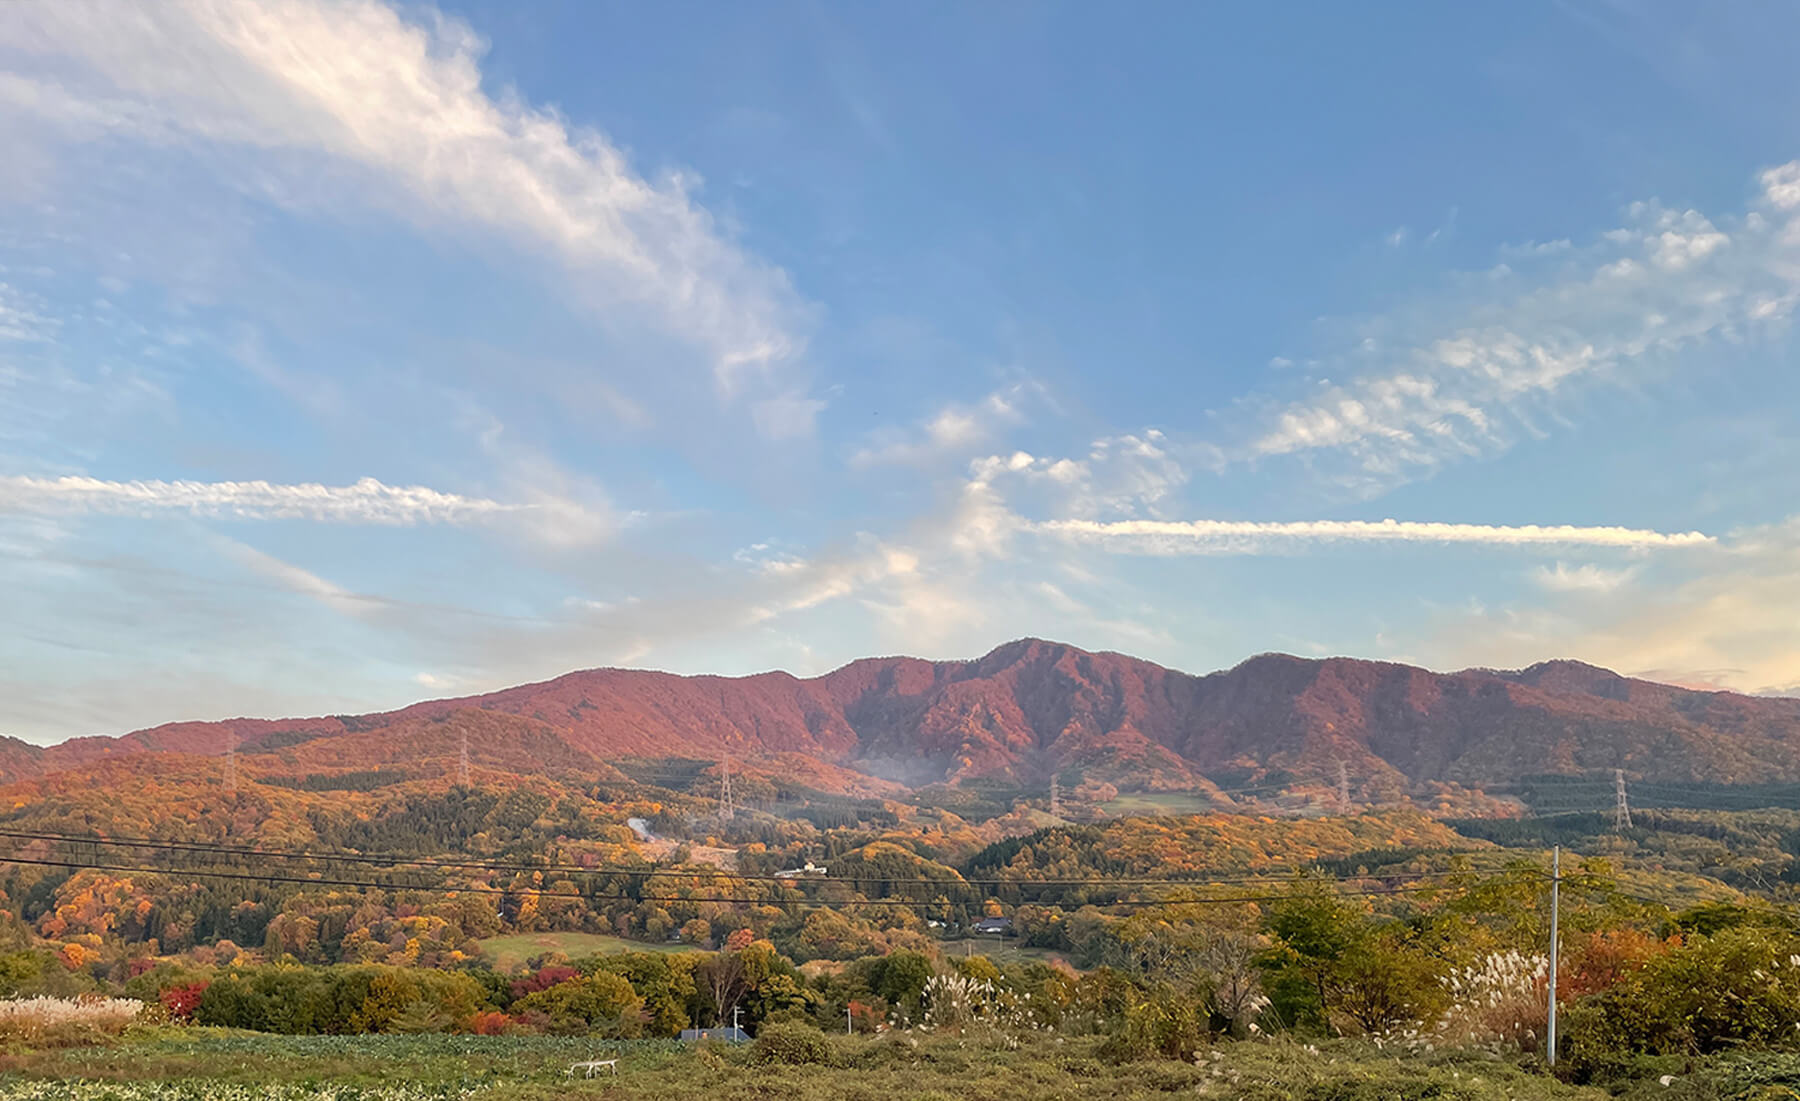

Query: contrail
left=1038, top=517, right=1713, bottom=553
left=0, top=475, right=515, bottom=526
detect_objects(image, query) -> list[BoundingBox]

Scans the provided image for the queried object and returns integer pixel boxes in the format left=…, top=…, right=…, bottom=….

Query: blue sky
left=3, top=0, right=1799, bottom=743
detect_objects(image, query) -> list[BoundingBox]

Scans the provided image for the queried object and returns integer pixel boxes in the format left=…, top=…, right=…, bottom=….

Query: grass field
left=475, top=933, right=697, bottom=971
left=1098, top=791, right=1216, bottom=817
left=933, top=939, right=1070, bottom=968
left=0, top=1028, right=1591, bottom=1100
left=2, top=1027, right=1797, bottom=1099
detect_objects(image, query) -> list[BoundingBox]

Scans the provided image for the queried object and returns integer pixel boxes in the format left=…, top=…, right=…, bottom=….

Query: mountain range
left=7, top=639, right=1800, bottom=800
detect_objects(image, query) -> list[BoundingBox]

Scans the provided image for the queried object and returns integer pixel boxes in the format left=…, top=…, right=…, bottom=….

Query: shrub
left=121, top=962, right=214, bottom=1005
left=469, top=1010, right=512, bottom=1035
left=509, top=965, right=579, bottom=999
left=751, top=1021, right=834, bottom=1066
left=194, top=965, right=484, bottom=1034
left=159, top=982, right=210, bottom=1023
left=1563, top=926, right=1800, bottom=1066
left=510, top=972, right=644, bottom=1036
left=0, top=949, right=95, bottom=998
left=1096, top=985, right=1208, bottom=1064
left=1559, top=928, right=1665, bottom=998
left=870, top=950, right=934, bottom=1009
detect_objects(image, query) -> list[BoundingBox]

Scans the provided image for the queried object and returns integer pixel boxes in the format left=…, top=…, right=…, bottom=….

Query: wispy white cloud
left=1036, top=517, right=1713, bottom=554
left=851, top=383, right=1036, bottom=468
left=1243, top=162, right=1800, bottom=479
left=0, top=473, right=563, bottom=528
left=748, top=540, right=921, bottom=621
left=0, top=283, right=55, bottom=342
left=1, top=0, right=814, bottom=413
left=1531, top=561, right=1640, bottom=594
left=966, top=429, right=1195, bottom=521
left=218, top=537, right=369, bottom=618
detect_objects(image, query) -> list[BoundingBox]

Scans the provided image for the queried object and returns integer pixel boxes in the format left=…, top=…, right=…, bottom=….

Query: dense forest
left=11, top=735, right=1800, bottom=1097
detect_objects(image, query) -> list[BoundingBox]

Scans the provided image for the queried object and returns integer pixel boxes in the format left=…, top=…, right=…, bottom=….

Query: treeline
left=262, top=770, right=416, bottom=793
left=961, top=811, right=1472, bottom=907
left=12, top=804, right=1776, bottom=980
left=1450, top=807, right=1800, bottom=890
left=12, top=875, right=1800, bottom=1079
left=1509, top=774, right=1800, bottom=814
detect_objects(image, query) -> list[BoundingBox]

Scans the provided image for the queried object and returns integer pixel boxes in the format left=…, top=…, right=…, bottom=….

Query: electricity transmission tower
left=718, top=756, right=735, bottom=821
left=457, top=731, right=471, bottom=787
left=224, top=731, right=237, bottom=796
left=1049, top=773, right=1062, bottom=818
left=1613, top=768, right=1633, bottom=831
left=1336, top=760, right=1351, bottom=812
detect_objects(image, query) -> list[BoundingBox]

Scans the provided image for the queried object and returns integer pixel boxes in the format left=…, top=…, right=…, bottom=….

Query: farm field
left=930, top=938, right=1070, bottom=968
left=0, top=1028, right=1584, bottom=1100
left=2, top=1029, right=1796, bottom=1100
left=475, top=933, right=698, bottom=972
left=1097, top=791, right=1217, bottom=817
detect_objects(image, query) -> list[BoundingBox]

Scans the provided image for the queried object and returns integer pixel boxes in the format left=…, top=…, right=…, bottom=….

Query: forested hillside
left=8, top=640, right=1800, bottom=805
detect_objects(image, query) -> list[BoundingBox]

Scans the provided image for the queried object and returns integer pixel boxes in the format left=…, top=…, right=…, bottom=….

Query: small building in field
left=972, top=916, right=1013, bottom=936
left=773, top=860, right=828, bottom=878
left=680, top=1026, right=748, bottom=1042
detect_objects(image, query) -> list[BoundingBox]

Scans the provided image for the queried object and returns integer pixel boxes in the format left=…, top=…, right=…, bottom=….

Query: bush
left=158, top=982, right=210, bottom=1022
left=469, top=1010, right=512, bottom=1035
left=510, top=972, right=644, bottom=1037
left=194, top=965, right=484, bottom=1034
left=1098, top=993, right=1205, bottom=1064
left=870, top=950, right=934, bottom=1009
left=197, top=968, right=333, bottom=1034
left=750, top=1021, right=833, bottom=1066
left=121, top=962, right=214, bottom=1005
left=1563, top=926, right=1800, bottom=1068
left=0, top=949, right=95, bottom=998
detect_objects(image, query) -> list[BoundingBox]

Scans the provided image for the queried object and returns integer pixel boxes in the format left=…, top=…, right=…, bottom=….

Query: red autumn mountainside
left=5, top=639, right=1800, bottom=792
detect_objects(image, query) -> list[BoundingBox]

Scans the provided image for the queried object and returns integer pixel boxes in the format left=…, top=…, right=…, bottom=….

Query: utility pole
left=1049, top=773, right=1062, bottom=818
left=719, top=756, right=734, bottom=822
left=1336, top=760, right=1351, bottom=813
left=732, top=1005, right=742, bottom=1038
left=1613, top=768, right=1632, bottom=831
left=1547, top=845, right=1561, bottom=1066
left=847, top=1004, right=853, bottom=1035
left=457, top=730, right=471, bottom=787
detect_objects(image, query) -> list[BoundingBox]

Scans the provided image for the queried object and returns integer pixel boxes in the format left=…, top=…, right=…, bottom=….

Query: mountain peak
left=1505, top=658, right=1636, bottom=701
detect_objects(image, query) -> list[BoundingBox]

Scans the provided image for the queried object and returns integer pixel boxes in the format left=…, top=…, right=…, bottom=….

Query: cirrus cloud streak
left=1038, top=516, right=1713, bottom=554
left=0, top=474, right=518, bottom=526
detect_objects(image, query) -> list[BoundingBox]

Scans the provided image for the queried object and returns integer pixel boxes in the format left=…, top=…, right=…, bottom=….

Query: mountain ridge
left=8, top=639, right=1800, bottom=795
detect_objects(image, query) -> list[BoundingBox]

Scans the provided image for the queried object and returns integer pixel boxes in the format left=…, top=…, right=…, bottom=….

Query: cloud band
left=1038, top=517, right=1713, bottom=553
left=0, top=475, right=514, bottom=525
